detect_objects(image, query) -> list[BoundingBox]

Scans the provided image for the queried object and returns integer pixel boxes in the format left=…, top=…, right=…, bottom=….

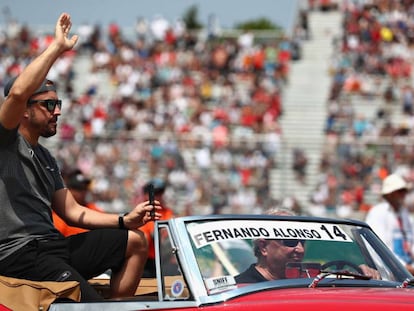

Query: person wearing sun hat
left=366, top=173, right=414, bottom=274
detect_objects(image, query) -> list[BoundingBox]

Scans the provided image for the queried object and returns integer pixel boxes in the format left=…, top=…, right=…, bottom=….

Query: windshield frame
left=155, top=214, right=413, bottom=299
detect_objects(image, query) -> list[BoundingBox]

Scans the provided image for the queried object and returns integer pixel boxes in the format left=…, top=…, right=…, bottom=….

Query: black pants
left=0, top=229, right=128, bottom=301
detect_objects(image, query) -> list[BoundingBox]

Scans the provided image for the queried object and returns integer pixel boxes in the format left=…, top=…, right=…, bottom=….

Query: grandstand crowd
left=2, top=0, right=414, bottom=217
left=311, top=0, right=414, bottom=218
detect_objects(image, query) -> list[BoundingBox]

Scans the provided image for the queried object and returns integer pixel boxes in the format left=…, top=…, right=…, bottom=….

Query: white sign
left=204, top=275, right=237, bottom=294
left=188, top=220, right=351, bottom=248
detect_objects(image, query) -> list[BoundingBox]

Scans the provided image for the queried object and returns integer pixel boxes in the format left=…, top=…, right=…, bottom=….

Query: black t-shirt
left=0, top=124, right=64, bottom=260
left=235, top=264, right=267, bottom=283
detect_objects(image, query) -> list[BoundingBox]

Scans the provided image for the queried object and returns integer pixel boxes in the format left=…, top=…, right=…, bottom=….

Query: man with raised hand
left=0, top=13, right=162, bottom=301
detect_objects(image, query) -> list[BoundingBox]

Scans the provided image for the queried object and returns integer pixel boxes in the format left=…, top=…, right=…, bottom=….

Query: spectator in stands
left=0, top=3, right=299, bottom=216
left=0, top=13, right=162, bottom=301
left=292, top=148, right=308, bottom=184
left=52, top=169, right=104, bottom=237
left=365, top=173, right=414, bottom=274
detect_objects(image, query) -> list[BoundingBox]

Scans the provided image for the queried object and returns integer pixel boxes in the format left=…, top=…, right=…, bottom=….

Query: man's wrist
left=118, top=212, right=129, bottom=229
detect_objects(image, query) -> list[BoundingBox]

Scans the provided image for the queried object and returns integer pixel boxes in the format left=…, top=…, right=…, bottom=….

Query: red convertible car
left=42, top=214, right=414, bottom=310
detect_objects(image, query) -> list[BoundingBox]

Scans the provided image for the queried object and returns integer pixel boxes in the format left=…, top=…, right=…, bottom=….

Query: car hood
left=223, top=287, right=414, bottom=310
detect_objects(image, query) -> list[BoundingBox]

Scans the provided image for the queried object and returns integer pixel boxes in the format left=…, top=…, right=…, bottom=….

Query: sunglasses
left=28, top=99, right=62, bottom=112
left=280, top=239, right=306, bottom=247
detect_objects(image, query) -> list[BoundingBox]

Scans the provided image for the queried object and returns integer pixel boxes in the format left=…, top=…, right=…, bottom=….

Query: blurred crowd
left=310, top=0, right=414, bottom=218
left=0, top=9, right=301, bottom=215
left=5, top=1, right=414, bottom=218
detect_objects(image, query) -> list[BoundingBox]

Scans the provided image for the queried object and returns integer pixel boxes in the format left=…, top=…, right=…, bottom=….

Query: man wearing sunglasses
left=0, top=13, right=162, bottom=302
left=235, top=238, right=306, bottom=283
left=236, top=236, right=380, bottom=283
left=235, top=209, right=380, bottom=283
left=235, top=208, right=306, bottom=283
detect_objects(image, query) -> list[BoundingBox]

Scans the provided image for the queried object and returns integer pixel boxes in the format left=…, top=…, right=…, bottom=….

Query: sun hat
left=381, top=174, right=408, bottom=195
left=3, top=76, right=57, bottom=97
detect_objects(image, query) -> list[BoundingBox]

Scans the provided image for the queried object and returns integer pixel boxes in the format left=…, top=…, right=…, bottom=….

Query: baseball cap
left=65, top=169, right=91, bottom=191
left=3, top=76, right=57, bottom=97
left=381, top=174, right=408, bottom=195
left=143, top=178, right=166, bottom=194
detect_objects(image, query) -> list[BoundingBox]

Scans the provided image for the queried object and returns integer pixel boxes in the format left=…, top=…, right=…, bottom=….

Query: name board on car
left=188, top=220, right=351, bottom=248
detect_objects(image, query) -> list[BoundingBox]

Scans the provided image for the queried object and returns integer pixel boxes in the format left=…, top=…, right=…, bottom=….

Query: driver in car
left=235, top=208, right=381, bottom=283
left=235, top=237, right=381, bottom=283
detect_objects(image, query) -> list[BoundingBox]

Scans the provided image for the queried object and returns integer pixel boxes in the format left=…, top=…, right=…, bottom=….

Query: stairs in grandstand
left=270, top=10, right=342, bottom=210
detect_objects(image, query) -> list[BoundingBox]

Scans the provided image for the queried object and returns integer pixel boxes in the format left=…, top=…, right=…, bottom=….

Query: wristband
left=118, top=212, right=129, bottom=229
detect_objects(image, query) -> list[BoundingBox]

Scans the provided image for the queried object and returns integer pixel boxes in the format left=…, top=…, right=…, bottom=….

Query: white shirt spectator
left=150, top=15, right=170, bottom=41
left=238, top=31, right=254, bottom=49
left=366, top=201, right=414, bottom=266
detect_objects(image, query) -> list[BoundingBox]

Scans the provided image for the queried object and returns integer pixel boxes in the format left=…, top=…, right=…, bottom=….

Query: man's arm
left=0, top=13, right=78, bottom=129
left=52, top=188, right=163, bottom=230
left=358, top=264, right=381, bottom=280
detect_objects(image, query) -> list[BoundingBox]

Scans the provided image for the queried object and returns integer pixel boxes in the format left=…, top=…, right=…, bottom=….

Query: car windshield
left=184, top=218, right=412, bottom=295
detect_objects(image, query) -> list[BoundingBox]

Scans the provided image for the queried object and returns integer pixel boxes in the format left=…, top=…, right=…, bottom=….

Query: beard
left=40, top=121, right=58, bottom=137
left=28, top=109, right=58, bottom=138
left=40, top=127, right=57, bottom=138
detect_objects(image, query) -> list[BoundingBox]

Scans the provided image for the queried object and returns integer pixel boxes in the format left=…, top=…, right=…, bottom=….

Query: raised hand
left=55, top=13, right=78, bottom=51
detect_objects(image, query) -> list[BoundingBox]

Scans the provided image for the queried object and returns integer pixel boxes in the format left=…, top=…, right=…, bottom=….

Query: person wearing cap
left=139, top=179, right=174, bottom=277
left=52, top=169, right=104, bottom=237
left=366, top=173, right=414, bottom=274
left=0, top=13, right=162, bottom=301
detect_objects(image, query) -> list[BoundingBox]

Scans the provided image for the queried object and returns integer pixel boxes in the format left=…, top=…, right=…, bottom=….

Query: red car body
left=211, top=288, right=414, bottom=311
left=40, top=215, right=414, bottom=310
